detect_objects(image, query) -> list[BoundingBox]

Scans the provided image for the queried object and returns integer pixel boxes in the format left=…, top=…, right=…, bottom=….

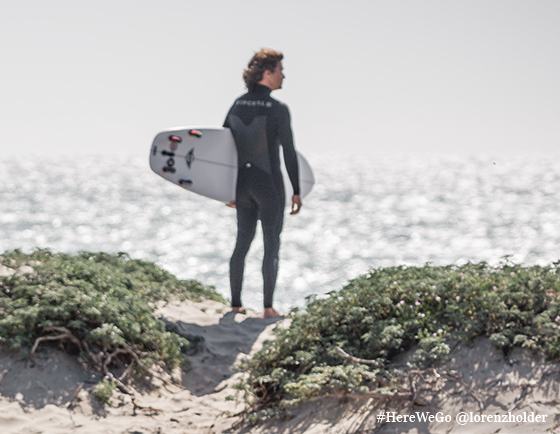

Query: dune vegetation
left=237, top=262, right=560, bottom=419
left=0, top=249, right=225, bottom=400
left=3, top=250, right=560, bottom=418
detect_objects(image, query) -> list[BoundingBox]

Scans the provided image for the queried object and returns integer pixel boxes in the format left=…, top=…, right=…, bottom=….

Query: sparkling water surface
left=2, top=153, right=560, bottom=310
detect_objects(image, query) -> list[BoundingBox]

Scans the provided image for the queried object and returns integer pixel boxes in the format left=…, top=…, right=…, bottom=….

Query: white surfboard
left=149, top=127, right=315, bottom=205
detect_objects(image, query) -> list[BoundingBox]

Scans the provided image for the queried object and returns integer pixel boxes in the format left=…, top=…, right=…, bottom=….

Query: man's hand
left=290, top=195, right=302, bottom=215
left=226, top=201, right=236, bottom=208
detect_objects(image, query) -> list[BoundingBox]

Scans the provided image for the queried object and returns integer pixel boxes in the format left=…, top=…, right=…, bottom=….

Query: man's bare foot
left=263, top=307, right=283, bottom=318
left=231, top=307, right=247, bottom=314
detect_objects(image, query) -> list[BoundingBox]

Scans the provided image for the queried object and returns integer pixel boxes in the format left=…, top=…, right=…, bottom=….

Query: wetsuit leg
left=257, top=184, right=285, bottom=309
left=229, top=204, right=258, bottom=307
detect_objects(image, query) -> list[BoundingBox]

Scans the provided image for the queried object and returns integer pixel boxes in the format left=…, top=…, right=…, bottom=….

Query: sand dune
left=0, top=300, right=284, bottom=434
left=1, top=299, right=559, bottom=433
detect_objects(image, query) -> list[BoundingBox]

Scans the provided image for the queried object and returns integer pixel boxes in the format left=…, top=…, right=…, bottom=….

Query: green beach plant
left=0, top=249, right=225, bottom=401
left=238, top=262, right=560, bottom=416
left=92, top=378, right=117, bottom=404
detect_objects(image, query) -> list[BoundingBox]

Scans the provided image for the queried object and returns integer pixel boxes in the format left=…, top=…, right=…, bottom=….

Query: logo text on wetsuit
left=236, top=100, right=273, bottom=108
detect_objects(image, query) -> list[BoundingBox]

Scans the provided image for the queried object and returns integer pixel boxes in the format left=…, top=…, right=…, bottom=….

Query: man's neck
left=257, top=81, right=273, bottom=91
left=252, top=83, right=273, bottom=94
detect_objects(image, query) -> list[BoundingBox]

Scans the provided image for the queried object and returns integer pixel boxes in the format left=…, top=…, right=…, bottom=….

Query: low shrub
left=239, top=262, right=560, bottom=414
left=0, top=249, right=225, bottom=396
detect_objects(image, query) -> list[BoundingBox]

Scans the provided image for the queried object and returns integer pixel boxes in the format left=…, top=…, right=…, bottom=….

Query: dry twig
left=334, top=346, right=383, bottom=367
left=31, top=327, right=83, bottom=358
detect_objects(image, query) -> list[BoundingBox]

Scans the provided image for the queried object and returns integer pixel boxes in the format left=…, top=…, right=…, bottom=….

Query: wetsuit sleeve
left=223, top=103, right=234, bottom=128
left=223, top=109, right=231, bottom=128
left=277, top=104, right=300, bottom=195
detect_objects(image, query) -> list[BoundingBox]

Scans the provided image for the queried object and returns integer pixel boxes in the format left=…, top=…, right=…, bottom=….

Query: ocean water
left=2, top=153, right=560, bottom=311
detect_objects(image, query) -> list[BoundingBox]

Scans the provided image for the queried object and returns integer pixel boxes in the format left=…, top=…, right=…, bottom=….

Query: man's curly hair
left=243, top=48, right=284, bottom=91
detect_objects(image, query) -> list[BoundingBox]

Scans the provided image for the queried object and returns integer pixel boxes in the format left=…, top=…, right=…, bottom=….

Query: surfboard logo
left=186, top=148, right=195, bottom=168
left=163, top=156, right=176, bottom=173
left=168, top=134, right=182, bottom=151
left=168, top=134, right=182, bottom=143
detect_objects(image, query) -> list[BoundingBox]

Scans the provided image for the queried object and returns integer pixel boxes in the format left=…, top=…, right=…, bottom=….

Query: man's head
left=243, top=48, right=285, bottom=92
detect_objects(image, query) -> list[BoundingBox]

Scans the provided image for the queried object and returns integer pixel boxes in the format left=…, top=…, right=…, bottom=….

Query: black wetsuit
left=223, top=84, right=300, bottom=308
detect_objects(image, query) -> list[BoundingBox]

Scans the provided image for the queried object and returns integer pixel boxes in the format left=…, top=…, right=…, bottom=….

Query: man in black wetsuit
left=223, top=48, right=302, bottom=318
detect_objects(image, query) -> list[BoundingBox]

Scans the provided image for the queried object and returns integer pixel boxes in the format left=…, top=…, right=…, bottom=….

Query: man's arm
left=277, top=104, right=300, bottom=196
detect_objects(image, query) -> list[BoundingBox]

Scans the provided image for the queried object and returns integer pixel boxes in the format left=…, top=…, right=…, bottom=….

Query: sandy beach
left=0, top=299, right=274, bottom=434
left=3, top=1, right=560, bottom=432
left=0, top=296, right=559, bottom=434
